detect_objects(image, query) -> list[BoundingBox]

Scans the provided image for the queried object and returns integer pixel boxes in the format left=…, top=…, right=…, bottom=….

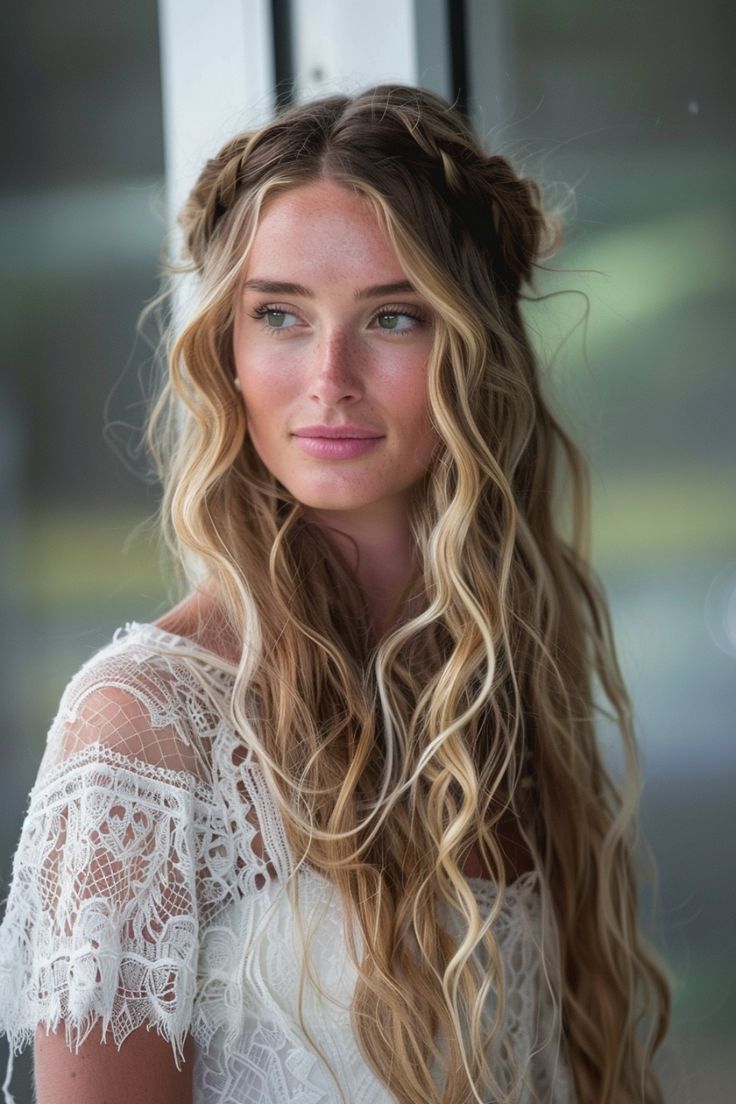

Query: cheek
left=233, top=318, right=292, bottom=405
left=397, top=374, right=434, bottom=432
left=236, top=353, right=294, bottom=423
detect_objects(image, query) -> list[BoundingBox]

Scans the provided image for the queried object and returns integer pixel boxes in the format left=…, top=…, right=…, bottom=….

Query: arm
left=34, top=1024, right=194, bottom=1104
left=0, top=664, right=212, bottom=1102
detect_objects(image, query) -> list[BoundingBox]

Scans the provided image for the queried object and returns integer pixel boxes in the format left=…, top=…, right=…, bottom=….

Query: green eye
left=266, top=310, right=287, bottom=327
left=374, top=309, right=424, bottom=333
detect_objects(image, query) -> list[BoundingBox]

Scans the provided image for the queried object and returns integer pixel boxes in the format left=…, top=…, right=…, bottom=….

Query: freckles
left=240, top=355, right=292, bottom=399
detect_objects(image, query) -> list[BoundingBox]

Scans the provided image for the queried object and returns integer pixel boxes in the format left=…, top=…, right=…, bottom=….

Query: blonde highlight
left=146, top=84, right=670, bottom=1103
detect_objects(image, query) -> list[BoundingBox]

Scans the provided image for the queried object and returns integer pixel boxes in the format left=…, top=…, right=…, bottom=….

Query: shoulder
left=38, top=619, right=236, bottom=790
left=152, top=589, right=242, bottom=666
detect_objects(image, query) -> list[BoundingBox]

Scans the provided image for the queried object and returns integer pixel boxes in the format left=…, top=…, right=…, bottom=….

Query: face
left=232, top=178, right=440, bottom=529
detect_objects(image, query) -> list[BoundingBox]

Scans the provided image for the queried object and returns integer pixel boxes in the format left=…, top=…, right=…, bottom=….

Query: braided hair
left=179, top=86, right=558, bottom=295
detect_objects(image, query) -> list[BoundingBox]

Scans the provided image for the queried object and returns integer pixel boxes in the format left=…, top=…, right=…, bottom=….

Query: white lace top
left=0, top=622, right=575, bottom=1103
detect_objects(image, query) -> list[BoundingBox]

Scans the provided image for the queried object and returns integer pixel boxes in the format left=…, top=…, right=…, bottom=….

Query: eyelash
left=249, top=303, right=427, bottom=337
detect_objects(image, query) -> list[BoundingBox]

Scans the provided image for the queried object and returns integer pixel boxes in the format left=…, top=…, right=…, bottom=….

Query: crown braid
left=333, top=86, right=556, bottom=293
left=433, top=144, right=552, bottom=292
left=178, top=132, right=260, bottom=269
left=176, top=87, right=557, bottom=294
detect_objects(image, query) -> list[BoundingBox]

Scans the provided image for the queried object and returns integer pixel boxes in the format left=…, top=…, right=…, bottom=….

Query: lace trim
left=118, top=622, right=237, bottom=680
left=0, top=756, right=205, bottom=1069
left=35, top=740, right=216, bottom=805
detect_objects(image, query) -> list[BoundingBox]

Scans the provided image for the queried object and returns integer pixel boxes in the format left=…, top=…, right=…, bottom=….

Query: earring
left=233, top=377, right=242, bottom=391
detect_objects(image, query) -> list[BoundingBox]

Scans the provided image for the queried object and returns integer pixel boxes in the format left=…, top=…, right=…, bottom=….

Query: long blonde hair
left=148, top=84, right=671, bottom=1103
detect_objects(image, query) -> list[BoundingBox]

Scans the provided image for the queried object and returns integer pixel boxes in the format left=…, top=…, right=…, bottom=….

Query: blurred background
left=0, top=1, right=733, bottom=1100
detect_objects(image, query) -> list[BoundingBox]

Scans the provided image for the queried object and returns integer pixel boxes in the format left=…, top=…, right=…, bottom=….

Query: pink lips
left=292, top=424, right=384, bottom=459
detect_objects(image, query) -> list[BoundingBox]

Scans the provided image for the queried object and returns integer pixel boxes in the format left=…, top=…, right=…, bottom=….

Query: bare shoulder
left=154, top=589, right=241, bottom=664
left=34, top=1023, right=194, bottom=1104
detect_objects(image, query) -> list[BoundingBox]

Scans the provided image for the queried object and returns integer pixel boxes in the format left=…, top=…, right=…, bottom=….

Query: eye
left=372, top=308, right=427, bottom=334
left=250, top=305, right=299, bottom=332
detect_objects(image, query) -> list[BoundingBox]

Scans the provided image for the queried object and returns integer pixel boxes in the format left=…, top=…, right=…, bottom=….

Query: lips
left=292, top=424, right=384, bottom=439
left=291, top=423, right=386, bottom=459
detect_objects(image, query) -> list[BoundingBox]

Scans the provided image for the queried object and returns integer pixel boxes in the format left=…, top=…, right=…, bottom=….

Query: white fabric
left=0, top=622, right=575, bottom=1103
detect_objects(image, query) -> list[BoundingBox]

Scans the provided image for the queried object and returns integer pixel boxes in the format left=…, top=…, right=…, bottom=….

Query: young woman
left=0, top=84, right=670, bottom=1104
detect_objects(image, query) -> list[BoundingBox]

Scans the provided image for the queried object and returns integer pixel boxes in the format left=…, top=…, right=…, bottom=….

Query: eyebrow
left=242, top=279, right=417, bottom=300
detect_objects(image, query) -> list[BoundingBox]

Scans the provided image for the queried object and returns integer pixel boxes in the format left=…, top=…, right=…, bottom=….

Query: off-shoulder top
left=0, top=622, right=575, bottom=1103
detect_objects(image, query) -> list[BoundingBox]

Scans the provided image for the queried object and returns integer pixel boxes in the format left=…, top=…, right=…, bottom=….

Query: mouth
left=292, top=434, right=384, bottom=459
left=292, top=424, right=384, bottom=440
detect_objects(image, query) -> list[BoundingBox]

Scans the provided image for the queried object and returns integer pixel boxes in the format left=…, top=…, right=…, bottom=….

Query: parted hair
left=148, top=84, right=671, bottom=1104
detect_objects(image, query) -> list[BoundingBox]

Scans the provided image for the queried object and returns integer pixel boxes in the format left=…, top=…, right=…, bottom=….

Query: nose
left=307, top=329, right=364, bottom=406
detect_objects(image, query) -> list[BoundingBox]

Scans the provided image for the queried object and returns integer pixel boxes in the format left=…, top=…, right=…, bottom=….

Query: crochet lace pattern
left=0, top=622, right=574, bottom=1103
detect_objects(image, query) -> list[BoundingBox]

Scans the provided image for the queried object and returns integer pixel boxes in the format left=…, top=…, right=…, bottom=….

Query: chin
left=280, top=478, right=390, bottom=513
left=293, top=493, right=378, bottom=513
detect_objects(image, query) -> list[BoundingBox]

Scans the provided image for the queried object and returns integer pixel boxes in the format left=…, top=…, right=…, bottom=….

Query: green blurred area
left=22, top=511, right=166, bottom=610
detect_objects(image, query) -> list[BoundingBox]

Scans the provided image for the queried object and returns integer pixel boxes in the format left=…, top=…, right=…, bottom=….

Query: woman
left=0, top=84, right=670, bottom=1103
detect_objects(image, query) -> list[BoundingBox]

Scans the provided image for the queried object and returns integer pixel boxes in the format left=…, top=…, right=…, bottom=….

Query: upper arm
left=34, top=1023, right=194, bottom=1104
left=0, top=658, right=218, bottom=1099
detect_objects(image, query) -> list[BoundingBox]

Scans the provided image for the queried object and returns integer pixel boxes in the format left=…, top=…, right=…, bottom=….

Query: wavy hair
left=147, top=84, right=671, bottom=1103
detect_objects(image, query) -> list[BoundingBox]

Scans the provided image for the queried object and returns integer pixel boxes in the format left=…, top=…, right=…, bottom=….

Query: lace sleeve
left=0, top=649, right=226, bottom=1088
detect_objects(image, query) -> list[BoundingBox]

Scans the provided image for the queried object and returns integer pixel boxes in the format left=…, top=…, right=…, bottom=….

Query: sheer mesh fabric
left=0, top=623, right=575, bottom=1103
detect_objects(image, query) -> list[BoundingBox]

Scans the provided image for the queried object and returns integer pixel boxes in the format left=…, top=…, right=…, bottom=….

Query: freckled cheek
left=388, top=370, right=433, bottom=423
left=237, top=354, right=299, bottom=415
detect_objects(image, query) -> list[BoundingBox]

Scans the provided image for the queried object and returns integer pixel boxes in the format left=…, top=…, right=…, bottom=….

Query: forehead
left=245, top=179, right=408, bottom=281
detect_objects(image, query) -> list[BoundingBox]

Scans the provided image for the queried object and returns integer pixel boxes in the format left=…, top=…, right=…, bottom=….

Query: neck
left=306, top=503, right=417, bottom=637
